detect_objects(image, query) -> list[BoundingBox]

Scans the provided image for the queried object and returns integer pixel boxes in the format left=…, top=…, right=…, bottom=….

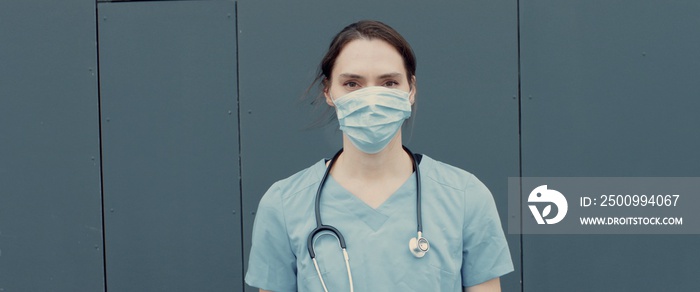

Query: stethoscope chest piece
left=409, top=232, right=430, bottom=258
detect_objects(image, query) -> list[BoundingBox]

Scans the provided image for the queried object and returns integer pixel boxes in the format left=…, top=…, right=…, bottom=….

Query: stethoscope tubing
left=308, top=148, right=345, bottom=258
left=306, top=146, right=423, bottom=292
left=307, top=146, right=422, bottom=258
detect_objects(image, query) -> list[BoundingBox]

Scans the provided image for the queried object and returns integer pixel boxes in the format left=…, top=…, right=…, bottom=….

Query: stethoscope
left=306, top=146, right=429, bottom=292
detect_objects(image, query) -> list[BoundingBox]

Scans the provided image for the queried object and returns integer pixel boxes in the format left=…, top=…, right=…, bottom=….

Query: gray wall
left=0, top=0, right=697, bottom=291
left=98, top=2, right=241, bottom=291
left=0, top=1, right=104, bottom=291
left=520, top=2, right=700, bottom=291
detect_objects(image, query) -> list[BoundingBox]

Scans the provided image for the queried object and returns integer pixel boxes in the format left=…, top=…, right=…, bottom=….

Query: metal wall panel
left=7, top=0, right=698, bottom=290
left=520, top=1, right=700, bottom=291
left=98, top=1, right=241, bottom=291
left=0, top=1, right=104, bottom=291
left=238, top=1, right=520, bottom=291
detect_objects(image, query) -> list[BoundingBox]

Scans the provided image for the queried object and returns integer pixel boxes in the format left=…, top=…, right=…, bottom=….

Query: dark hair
left=305, top=20, right=417, bottom=126
left=320, top=20, right=416, bottom=87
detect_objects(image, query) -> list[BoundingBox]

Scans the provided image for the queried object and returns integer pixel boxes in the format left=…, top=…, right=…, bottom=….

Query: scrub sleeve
left=458, top=169, right=514, bottom=286
left=245, top=182, right=298, bottom=292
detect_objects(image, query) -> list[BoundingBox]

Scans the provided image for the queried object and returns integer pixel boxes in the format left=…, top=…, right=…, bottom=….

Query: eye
left=343, top=81, right=361, bottom=89
left=383, top=80, right=399, bottom=87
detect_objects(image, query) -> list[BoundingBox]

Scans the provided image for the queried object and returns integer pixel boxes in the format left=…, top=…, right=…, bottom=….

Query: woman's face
left=324, top=38, right=415, bottom=106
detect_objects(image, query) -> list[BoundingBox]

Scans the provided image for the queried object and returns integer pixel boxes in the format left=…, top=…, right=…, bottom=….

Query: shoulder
left=418, top=154, right=494, bottom=213
left=259, top=159, right=326, bottom=208
left=419, top=154, right=488, bottom=193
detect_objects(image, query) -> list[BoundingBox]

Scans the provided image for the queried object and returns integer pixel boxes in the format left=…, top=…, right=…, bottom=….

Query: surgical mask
left=331, top=86, right=412, bottom=154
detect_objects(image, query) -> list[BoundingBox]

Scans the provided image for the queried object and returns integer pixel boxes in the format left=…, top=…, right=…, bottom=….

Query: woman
left=245, top=20, right=513, bottom=292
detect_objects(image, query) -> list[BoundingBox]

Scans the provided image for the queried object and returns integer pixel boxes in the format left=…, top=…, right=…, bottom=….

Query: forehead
left=332, top=39, right=405, bottom=77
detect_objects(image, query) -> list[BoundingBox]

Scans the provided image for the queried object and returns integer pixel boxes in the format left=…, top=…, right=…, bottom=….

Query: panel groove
left=516, top=0, right=524, bottom=290
left=234, top=2, right=246, bottom=291
left=94, top=2, right=109, bottom=291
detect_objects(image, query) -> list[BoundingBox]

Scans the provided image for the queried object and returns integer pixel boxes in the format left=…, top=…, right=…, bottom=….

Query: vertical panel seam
left=516, top=0, right=524, bottom=291
left=94, top=1, right=109, bottom=291
left=234, top=2, right=246, bottom=291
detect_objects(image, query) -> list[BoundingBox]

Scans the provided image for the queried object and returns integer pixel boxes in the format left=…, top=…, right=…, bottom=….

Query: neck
left=331, top=134, right=412, bottom=181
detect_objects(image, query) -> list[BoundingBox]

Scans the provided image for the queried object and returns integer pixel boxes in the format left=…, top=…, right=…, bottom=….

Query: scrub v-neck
left=323, top=174, right=416, bottom=231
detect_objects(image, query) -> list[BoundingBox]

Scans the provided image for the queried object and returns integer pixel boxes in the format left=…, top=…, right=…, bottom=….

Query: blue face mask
left=331, top=86, right=412, bottom=154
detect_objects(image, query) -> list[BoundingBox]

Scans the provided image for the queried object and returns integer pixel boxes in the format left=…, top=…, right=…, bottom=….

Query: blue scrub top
left=245, top=154, right=513, bottom=292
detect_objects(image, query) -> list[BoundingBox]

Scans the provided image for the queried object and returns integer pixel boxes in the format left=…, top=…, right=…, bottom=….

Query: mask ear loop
left=327, top=89, right=334, bottom=102
left=407, top=83, right=416, bottom=104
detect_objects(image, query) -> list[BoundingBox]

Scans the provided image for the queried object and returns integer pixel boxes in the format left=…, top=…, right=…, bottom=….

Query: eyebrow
left=378, top=72, right=404, bottom=79
left=338, top=73, right=364, bottom=79
left=337, top=72, right=404, bottom=79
